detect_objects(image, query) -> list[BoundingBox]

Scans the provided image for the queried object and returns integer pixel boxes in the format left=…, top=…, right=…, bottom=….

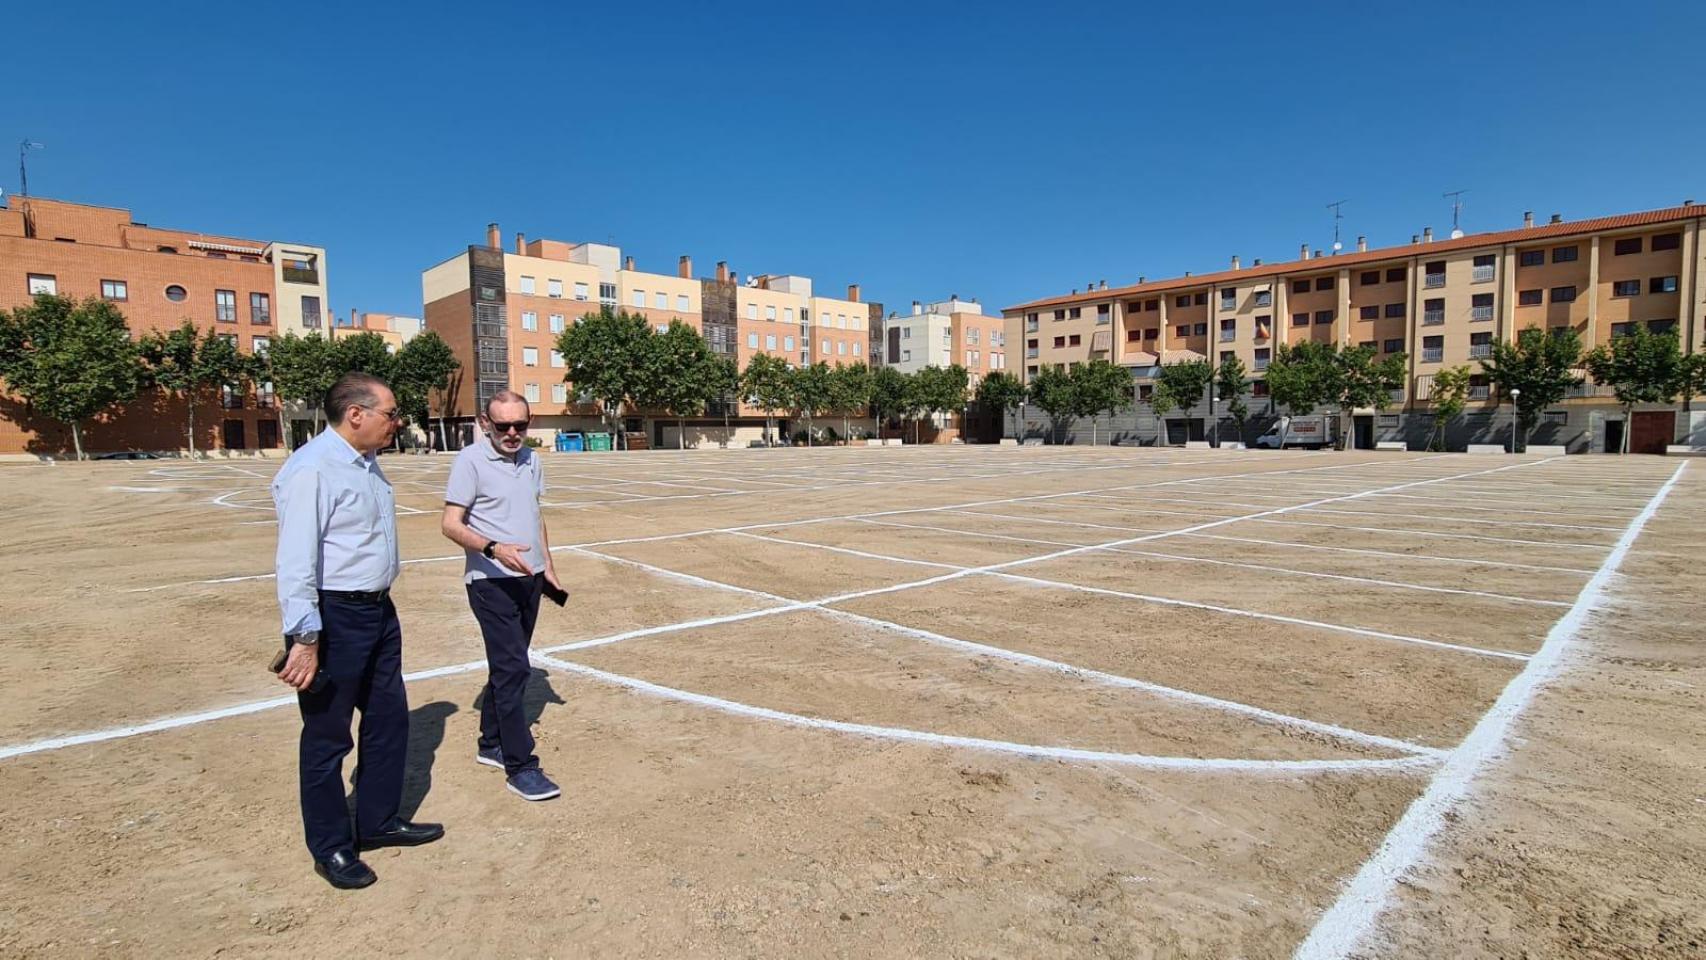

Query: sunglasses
left=489, top=420, right=530, bottom=435
left=359, top=405, right=402, bottom=422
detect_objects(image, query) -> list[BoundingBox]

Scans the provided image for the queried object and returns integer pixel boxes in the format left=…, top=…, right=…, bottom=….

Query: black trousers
left=296, top=592, right=408, bottom=860
left=467, top=574, right=544, bottom=775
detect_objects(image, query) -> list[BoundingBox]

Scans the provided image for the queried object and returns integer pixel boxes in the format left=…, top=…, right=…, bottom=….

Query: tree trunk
left=678, top=417, right=685, bottom=450
left=70, top=421, right=85, bottom=461
left=806, top=413, right=813, bottom=447
left=437, top=416, right=447, bottom=452
left=187, top=398, right=197, bottom=459
left=1623, top=404, right=1633, bottom=454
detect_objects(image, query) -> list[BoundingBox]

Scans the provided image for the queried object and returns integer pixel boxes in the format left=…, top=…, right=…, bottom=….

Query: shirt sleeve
left=273, top=467, right=324, bottom=636
left=445, top=451, right=476, bottom=507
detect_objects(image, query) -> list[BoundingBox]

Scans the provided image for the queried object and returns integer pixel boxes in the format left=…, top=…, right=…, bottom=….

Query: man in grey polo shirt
left=440, top=389, right=564, bottom=801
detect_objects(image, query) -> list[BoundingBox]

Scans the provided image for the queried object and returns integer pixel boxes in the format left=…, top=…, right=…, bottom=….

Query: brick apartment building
left=1004, top=202, right=1706, bottom=451
left=0, top=196, right=331, bottom=456
left=422, top=223, right=882, bottom=447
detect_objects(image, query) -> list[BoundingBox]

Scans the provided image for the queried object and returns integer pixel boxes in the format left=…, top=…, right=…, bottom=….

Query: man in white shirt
left=273, top=372, right=443, bottom=889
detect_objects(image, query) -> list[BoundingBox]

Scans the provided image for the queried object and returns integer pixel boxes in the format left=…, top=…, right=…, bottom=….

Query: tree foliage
left=1027, top=365, right=1078, bottom=443
left=392, top=331, right=460, bottom=447
left=1584, top=325, right=1689, bottom=453
left=138, top=321, right=248, bottom=457
left=1152, top=360, right=1214, bottom=443
left=555, top=308, right=654, bottom=447
left=1215, top=355, right=1250, bottom=443
left=263, top=331, right=336, bottom=433
left=1071, top=360, right=1134, bottom=445
left=741, top=352, right=793, bottom=445
left=869, top=365, right=909, bottom=431
left=1427, top=364, right=1473, bottom=452
left=1481, top=326, right=1583, bottom=449
left=788, top=361, right=834, bottom=444
left=0, top=294, right=141, bottom=459
left=635, top=320, right=719, bottom=448
left=826, top=362, right=872, bottom=440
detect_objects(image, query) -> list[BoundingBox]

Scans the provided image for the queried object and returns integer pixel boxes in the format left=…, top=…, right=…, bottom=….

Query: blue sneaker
left=476, top=745, right=504, bottom=770
left=506, top=768, right=560, bottom=801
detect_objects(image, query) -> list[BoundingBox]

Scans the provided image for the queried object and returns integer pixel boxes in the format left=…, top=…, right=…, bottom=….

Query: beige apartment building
left=422, top=224, right=880, bottom=447
left=882, top=296, right=1009, bottom=383
left=1005, top=202, right=1706, bottom=451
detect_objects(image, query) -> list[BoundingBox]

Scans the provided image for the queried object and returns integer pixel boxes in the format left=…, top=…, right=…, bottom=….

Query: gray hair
left=483, top=389, right=531, bottom=420
left=324, top=372, right=389, bottom=425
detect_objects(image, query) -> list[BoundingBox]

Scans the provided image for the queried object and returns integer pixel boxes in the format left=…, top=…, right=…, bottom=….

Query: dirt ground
left=0, top=446, right=1699, bottom=958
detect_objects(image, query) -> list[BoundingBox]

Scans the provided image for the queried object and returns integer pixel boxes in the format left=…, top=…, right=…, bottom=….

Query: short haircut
left=324, top=372, right=389, bottom=425
left=483, top=389, right=531, bottom=420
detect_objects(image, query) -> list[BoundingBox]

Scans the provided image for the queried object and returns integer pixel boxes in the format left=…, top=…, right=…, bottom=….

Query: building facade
left=422, top=223, right=879, bottom=447
left=1004, top=203, right=1706, bottom=451
left=0, top=196, right=330, bottom=456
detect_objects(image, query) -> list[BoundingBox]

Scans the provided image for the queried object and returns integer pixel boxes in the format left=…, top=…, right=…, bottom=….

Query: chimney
left=1252, top=259, right=1262, bottom=267
left=351, top=307, right=360, bottom=328
left=486, top=222, right=500, bottom=250
left=1549, top=213, right=1562, bottom=224
left=1412, top=234, right=1420, bottom=244
left=678, top=255, right=692, bottom=278
left=623, top=255, right=635, bottom=271
left=1099, top=280, right=1108, bottom=290
left=1314, top=250, right=1323, bottom=259
left=911, top=300, right=922, bottom=316
left=1523, top=211, right=1535, bottom=228
left=1422, top=227, right=1434, bottom=243
left=1684, top=199, right=1695, bottom=207
left=847, top=283, right=861, bottom=302
left=514, top=232, right=525, bottom=255
left=1356, top=235, right=1367, bottom=252
left=1183, top=271, right=1191, bottom=278
left=715, top=261, right=729, bottom=283
left=1138, top=276, right=1146, bottom=284
left=1300, top=243, right=1311, bottom=260
left=1231, top=255, right=1241, bottom=270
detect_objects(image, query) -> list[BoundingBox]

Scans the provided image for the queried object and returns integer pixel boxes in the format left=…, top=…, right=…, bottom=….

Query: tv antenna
left=1326, top=200, right=1346, bottom=253
left=1445, top=189, right=1467, bottom=238
left=18, top=140, right=44, bottom=197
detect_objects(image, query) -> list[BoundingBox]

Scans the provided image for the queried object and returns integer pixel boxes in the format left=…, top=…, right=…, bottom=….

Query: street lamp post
left=1508, top=388, right=1521, bottom=453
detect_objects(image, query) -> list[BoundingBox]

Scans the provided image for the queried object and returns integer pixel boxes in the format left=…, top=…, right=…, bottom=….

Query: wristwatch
left=290, top=630, right=320, bottom=647
left=482, top=540, right=497, bottom=559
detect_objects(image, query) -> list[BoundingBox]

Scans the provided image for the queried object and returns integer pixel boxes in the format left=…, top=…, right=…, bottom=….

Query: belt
left=321, top=588, right=390, bottom=604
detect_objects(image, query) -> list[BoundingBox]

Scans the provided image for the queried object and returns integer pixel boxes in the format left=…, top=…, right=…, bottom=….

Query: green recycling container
left=585, top=432, right=612, bottom=452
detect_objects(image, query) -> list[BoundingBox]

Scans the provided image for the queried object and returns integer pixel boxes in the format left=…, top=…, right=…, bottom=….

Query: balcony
left=1422, top=310, right=1445, bottom=325
left=1096, top=315, right=1111, bottom=326
left=1424, top=273, right=1446, bottom=289
left=1026, top=348, right=1039, bottom=359
left=1025, top=320, right=1038, bottom=333
left=1468, top=384, right=1490, bottom=400
left=1469, top=343, right=1492, bottom=359
left=1471, top=304, right=1494, bottom=321
left=1219, top=331, right=1236, bottom=342
left=282, top=266, right=319, bottom=285
left=1422, top=347, right=1444, bottom=363
left=1254, top=359, right=1269, bottom=372
left=1472, top=265, right=1495, bottom=283
left=1388, top=387, right=1404, bottom=403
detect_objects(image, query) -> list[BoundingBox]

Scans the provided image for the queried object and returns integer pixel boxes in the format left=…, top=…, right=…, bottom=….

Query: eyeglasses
left=359, top=405, right=402, bottom=422
left=490, top=420, right=530, bottom=435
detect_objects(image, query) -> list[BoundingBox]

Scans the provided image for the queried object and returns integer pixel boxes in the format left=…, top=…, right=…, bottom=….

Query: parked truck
left=1255, top=415, right=1337, bottom=449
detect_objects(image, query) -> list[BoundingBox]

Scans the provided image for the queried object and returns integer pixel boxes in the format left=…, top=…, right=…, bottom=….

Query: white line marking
left=1178, top=533, right=1598, bottom=576
left=1291, top=461, right=1688, bottom=960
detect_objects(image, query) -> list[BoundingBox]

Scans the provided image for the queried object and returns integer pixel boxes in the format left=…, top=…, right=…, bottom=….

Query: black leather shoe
left=314, top=849, right=377, bottom=889
left=358, top=820, right=445, bottom=850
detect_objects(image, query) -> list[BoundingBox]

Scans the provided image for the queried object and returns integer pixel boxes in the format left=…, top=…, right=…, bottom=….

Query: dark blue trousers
left=295, top=593, right=408, bottom=860
left=467, top=575, right=543, bottom=775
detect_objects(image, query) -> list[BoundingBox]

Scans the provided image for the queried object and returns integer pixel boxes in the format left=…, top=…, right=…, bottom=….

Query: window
left=745, top=304, right=757, bottom=320
left=765, top=305, right=777, bottom=321
left=27, top=274, right=57, bottom=295
left=1314, top=310, right=1334, bottom=325
left=784, top=336, right=795, bottom=351
left=1175, top=324, right=1190, bottom=337
left=1219, top=318, right=1236, bottom=341
left=1254, top=316, right=1271, bottom=338
left=518, top=276, right=535, bottom=295
left=1610, top=322, right=1636, bottom=338
left=1251, top=380, right=1269, bottom=397
left=821, top=339, right=831, bottom=354
left=677, top=294, right=690, bottom=311
left=1360, top=271, right=1381, bottom=286
left=1096, top=304, right=1111, bottom=324
left=1552, top=246, right=1578, bottom=263
left=1316, top=276, right=1335, bottom=292
left=1127, top=301, right=1143, bottom=314
left=1612, top=279, right=1640, bottom=297
left=837, top=342, right=847, bottom=356
left=1613, top=237, right=1643, bottom=256
left=549, top=314, right=565, bottom=333
left=1386, top=267, right=1406, bottom=283
left=1066, top=333, right=1081, bottom=347
left=1650, top=275, right=1679, bottom=294
left=1192, top=322, right=1208, bottom=336
left=1422, top=335, right=1444, bottom=363
left=547, top=278, right=563, bottom=298
left=1219, top=350, right=1234, bottom=365
left=521, top=311, right=538, bottom=331
left=1194, top=293, right=1207, bottom=306
left=1423, top=298, right=1445, bottom=324
left=1175, top=295, right=1190, bottom=309
left=1519, top=250, right=1545, bottom=267
left=300, top=295, right=321, bottom=327
left=902, top=327, right=911, bottom=339
left=1519, top=289, right=1543, bottom=306
left=656, top=323, right=667, bottom=333
left=523, top=383, right=540, bottom=403
left=1468, top=375, right=1490, bottom=400
left=1470, top=332, right=1493, bottom=358
left=215, top=289, right=237, bottom=322
left=523, top=346, right=538, bottom=367
left=1292, top=312, right=1309, bottom=327
left=1424, top=261, right=1446, bottom=287
left=747, top=332, right=759, bottom=348
left=632, top=290, right=646, bottom=307
left=1384, top=302, right=1405, bottom=319
left=1471, top=293, right=1494, bottom=320
left=1053, top=336, right=1066, bottom=348
left=655, top=292, right=667, bottom=309
left=1360, top=305, right=1379, bottom=320
left=252, top=336, right=270, bottom=356
left=1068, top=307, right=1082, bottom=319
left=1550, top=286, right=1577, bottom=303
left=1542, top=410, right=1567, bottom=426
left=1026, top=312, right=1039, bottom=326
left=552, top=383, right=567, bottom=404
left=1254, top=348, right=1270, bottom=371
left=250, top=292, right=271, bottom=324
left=1144, top=328, right=1158, bottom=340
left=1054, top=309, right=1066, bottom=321
left=550, top=349, right=564, bottom=368
left=573, top=281, right=589, bottom=301
left=1127, top=329, right=1142, bottom=342
left=1383, top=338, right=1404, bottom=354
left=1652, top=232, right=1681, bottom=251
left=1377, top=414, right=1400, bottom=429
left=1145, top=299, right=1158, bottom=312
left=1138, top=383, right=1155, bottom=401
left=765, top=334, right=777, bottom=350
left=854, top=342, right=863, bottom=357
left=1472, top=254, right=1496, bottom=283
left=1248, top=290, right=1269, bottom=308
left=101, top=279, right=128, bottom=301
left=1647, top=318, right=1677, bottom=334
left=1291, top=280, right=1310, bottom=295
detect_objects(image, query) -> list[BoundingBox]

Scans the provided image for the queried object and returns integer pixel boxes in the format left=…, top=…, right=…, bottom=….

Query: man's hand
left=279, top=642, right=320, bottom=691
left=492, top=543, right=534, bottom=575
left=544, top=565, right=564, bottom=593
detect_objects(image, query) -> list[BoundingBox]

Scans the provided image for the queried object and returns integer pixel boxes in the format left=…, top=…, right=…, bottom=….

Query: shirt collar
left=322, top=427, right=373, bottom=466
left=481, top=433, right=528, bottom=466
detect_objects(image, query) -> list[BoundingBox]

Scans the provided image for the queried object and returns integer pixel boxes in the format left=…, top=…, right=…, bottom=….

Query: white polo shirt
left=445, top=435, right=546, bottom=584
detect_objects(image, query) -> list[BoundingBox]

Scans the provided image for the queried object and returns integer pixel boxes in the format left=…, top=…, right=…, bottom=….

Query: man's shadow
left=470, top=667, right=567, bottom=739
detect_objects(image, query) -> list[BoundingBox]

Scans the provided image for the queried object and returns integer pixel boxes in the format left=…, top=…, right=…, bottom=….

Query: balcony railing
left=1422, top=310, right=1445, bottom=325
left=1388, top=387, right=1405, bottom=402
left=282, top=267, right=320, bottom=285
left=1471, top=305, right=1494, bottom=321
left=1472, top=265, right=1495, bottom=283
left=1096, top=315, right=1111, bottom=325
left=1468, top=384, right=1490, bottom=400
left=1254, top=360, right=1269, bottom=371
left=1424, top=273, right=1446, bottom=289
left=1025, top=348, right=1039, bottom=358
left=1422, top=347, right=1444, bottom=363
left=1026, top=321, right=1038, bottom=332
left=1219, top=331, right=1236, bottom=342
left=1469, top=343, right=1492, bottom=359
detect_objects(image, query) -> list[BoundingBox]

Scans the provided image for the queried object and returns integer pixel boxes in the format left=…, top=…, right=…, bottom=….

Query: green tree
left=1070, top=359, right=1134, bottom=445
left=898, top=369, right=933, bottom=444
left=913, top=364, right=970, bottom=443
left=1324, top=343, right=1407, bottom=450
left=262, top=330, right=335, bottom=439
left=1026, top=365, right=1078, bottom=443
left=1215, top=355, right=1250, bottom=445
left=869, top=365, right=909, bottom=438
left=788, top=361, right=834, bottom=445
left=392, top=331, right=461, bottom=450
left=636, top=321, right=719, bottom=449
left=1427, top=364, right=1473, bottom=452
left=826, top=362, right=872, bottom=441
left=707, top=354, right=741, bottom=446
left=1152, top=360, right=1215, bottom=445
left=1481, top=326, right=1583, bottom=452
left=975, top=370, right=1028, bottom=441
left=741, top=352, right=793, bottom=446
left=1584, top=325, right=1689, bottom=453
left=0, top=294, right=141, bottom=460
left=1264, top=341, right=1334, bottom=448
left=556, top=308, right=654, bottom=449
left=138, top=321, right=248, bottom=457
left=330, top=330, right=397, bottom=381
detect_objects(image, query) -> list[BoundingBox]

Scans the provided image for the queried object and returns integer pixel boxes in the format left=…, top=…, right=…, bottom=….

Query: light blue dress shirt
left=271, top=428, right=401, bottom=636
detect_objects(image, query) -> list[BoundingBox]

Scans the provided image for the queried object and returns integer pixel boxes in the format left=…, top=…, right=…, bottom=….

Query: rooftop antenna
left=1445, top=189, right=1467, bottom=238
left=1327, top=200, right=1346, bottom=253
left=18, top=139, right=44, bottom=197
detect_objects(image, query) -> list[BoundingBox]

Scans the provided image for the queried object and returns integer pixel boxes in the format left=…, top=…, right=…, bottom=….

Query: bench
left=998, top=438, right=1019, bottom=446
left=1375, top=441, right=1408, bottom=452
left=1524, top=445, right=1567, bottom=456
left=1466, top=444, right=1508, bottom=454
left=1022, top=438, right=1045, bottom=447
left=1666, top=445, right=1706, bottom=457
left=1184, top=440, right=1213, bottom=450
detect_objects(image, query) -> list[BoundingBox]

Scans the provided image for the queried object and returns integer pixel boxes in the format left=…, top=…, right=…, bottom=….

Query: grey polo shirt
left=445, top=435, right=546, bottom=584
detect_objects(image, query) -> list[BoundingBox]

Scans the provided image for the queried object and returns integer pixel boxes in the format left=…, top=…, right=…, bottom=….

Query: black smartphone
left=273, top=639, right=329, bottom=693
left=542, top=581, right=569, bottom=607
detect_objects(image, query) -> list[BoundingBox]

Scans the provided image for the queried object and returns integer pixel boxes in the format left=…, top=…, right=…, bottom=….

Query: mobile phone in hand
left=542, top=581, right=569, bottom=606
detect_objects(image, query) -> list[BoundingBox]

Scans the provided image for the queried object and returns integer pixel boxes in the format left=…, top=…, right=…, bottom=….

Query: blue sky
left=7, top=0, right=1704, bottom=318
